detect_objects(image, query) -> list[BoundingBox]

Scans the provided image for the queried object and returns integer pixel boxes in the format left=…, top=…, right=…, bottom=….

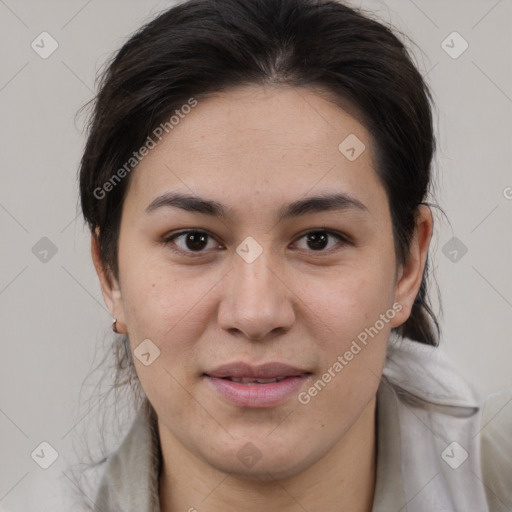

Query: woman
left=23, top=0, right=512, bottom=510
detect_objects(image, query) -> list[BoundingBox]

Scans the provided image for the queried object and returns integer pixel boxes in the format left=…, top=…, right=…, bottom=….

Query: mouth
left=204, top=361, right=311, bottom=380
left=203, top=362, right=312, bottom=408
left=216, top=376, right=291, bottom=384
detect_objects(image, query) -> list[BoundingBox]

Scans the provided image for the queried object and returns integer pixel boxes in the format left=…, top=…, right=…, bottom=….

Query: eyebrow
left=145, top=191, right=369, bottom=221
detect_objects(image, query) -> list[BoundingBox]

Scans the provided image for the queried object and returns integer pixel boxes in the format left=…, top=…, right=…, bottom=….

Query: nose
left=217, top=247, right=295, bottom=341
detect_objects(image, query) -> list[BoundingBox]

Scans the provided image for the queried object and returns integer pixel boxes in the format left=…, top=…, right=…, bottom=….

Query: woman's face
left=95, top=85, right=428, bottom=480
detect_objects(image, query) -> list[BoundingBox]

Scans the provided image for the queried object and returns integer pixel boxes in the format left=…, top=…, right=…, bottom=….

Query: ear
left=91, top=228, right=127, bottom=333
left=389, top=205, right=433, bottom=328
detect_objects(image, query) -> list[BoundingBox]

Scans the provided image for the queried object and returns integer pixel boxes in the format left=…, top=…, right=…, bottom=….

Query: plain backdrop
left=1, top=0, right=511, bottom=508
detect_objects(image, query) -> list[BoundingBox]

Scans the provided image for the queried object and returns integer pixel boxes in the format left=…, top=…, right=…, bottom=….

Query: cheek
left=297, top=255, right=395, bottom=404
left=298, top=274, right=393, bottom=430
left=123, top=272, right=208, bottom=344
left=301, top=261, right=396, bottom=344
left=116, top=243, right=199, bottom=349
left=119, top=264, right=213, bottom=414
left=119, top=260, right=236, bottom=392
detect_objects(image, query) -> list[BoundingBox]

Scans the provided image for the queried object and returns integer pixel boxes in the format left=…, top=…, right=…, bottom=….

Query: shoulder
left=16, top=404, right=157, bottom=512
left=480, top=386, right=512, bottom=512
left=10, top=458, right=107, bottom=512
left=379, top=336, right=493, bottom=511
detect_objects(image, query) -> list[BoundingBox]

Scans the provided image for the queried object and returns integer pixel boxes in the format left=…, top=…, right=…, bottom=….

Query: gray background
left=1, top=0, right=511, bottom=508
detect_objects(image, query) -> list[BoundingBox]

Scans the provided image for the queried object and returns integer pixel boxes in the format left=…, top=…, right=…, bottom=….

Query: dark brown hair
left=79, top=0, right=439, bottom=349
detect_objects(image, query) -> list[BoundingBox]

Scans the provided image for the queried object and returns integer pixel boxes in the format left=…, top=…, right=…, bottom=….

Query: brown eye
left=294, top=230, right=348, bottom=252
left=164, top=230, right=219, bottom=255
left=163, top=228, right=349, bottom=258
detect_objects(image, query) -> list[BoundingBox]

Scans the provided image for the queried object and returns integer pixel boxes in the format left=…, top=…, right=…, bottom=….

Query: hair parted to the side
left=78, top=0, right=440, bottom=435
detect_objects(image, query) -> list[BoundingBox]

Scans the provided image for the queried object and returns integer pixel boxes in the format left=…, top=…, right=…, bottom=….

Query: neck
left=159, top=397, right=377, bottom=512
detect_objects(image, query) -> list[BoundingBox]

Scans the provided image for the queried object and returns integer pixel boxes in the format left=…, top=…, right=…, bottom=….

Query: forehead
left=124, top=85, right=387, bottom=218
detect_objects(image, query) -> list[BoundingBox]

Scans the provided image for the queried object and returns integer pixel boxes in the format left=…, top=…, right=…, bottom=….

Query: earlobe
left=390, top=205, right=433, bottom=328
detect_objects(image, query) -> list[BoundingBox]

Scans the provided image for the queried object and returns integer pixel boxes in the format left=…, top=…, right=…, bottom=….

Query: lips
left=204, top=362, right=311, bottom=380
left=203, top=362, right=312, bottom=407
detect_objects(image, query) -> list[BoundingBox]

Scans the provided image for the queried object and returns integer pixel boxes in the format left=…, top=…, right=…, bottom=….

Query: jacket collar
left=95, top=400, right=161, bottom=512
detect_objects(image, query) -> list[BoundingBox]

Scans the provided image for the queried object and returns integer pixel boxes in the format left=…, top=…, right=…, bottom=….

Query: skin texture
left=92, top=84, right=433, bottom=511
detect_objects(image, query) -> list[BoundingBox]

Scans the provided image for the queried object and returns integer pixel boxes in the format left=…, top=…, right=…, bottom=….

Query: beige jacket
left=14, top=336, right=512, bottom=511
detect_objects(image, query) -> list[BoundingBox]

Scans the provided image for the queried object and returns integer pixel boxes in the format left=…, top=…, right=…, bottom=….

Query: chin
left=203, top=440, right=319, bottom=482
left=215, top=459, right=308, bottom=483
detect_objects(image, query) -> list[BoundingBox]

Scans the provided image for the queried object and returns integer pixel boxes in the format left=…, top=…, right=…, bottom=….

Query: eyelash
left=162, top=229, right=351, bottom=258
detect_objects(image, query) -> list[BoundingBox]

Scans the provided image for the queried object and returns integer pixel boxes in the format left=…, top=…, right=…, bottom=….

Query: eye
left=293, top=230, right=349, bottom=252
left=163, top=229, right=350, bottom=257
left=163, top=230, right=221, bottom=256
